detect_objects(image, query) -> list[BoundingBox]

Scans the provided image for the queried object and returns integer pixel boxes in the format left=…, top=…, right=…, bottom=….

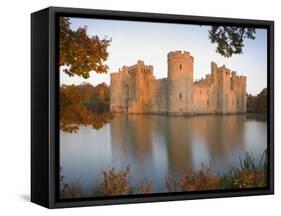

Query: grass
left=60, top=150, right=267, bottom=198
left=219, top=150, right=267, bottom=189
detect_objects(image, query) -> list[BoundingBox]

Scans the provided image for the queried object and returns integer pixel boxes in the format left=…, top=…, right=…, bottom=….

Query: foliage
left=60, top=167, right=82, bottom=199
left=247, top=88, right=267, bottom=113
left=209, top=26, right=256, bottom=58
left=83, top=82, right=111, bottom=113
left=100, top=166, right=153, bottom=196
left=179, top=164, right=219, bottom=191
left=220, top=151, right=267, bottom=189
left=166, top=164, right=219, bottom=192
left=59, top=17, right=113, bottom=132
left=60, top=83, right=113, bottom=133
left=135, top=179, right=153, bottom=194
left=255, top=88, right=267, bottom=113
left=166, top=151, right=267, bottom=192
left=60, top=151, right=267, bottom=198
left=101, top=166, right=131, bottom=196
left=59, top=17, right=111, bottom=78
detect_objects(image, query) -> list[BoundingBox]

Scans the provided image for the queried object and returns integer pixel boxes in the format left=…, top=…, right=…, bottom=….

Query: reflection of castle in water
left=110, top=114, right=246, bottom=174
left=110, top=51, right=247, bottom=115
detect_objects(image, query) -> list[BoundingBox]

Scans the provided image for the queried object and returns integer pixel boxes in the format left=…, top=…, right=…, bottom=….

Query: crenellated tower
left=216, top=64, right=232, bottom=113
left=167, top=51, right=194, bottom=114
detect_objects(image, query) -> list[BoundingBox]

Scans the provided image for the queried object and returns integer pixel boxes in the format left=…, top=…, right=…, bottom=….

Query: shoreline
left=110, top=111, right=266, bottom=118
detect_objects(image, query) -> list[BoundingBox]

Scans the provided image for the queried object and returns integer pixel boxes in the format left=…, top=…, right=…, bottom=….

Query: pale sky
left=60, top=17, right=267, bottom=95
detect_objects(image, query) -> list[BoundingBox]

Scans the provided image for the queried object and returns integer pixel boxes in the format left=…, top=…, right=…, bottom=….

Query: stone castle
left=110, top=51, right=247, bottom=115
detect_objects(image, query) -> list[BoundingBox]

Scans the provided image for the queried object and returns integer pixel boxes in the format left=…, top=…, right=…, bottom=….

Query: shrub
left=101, top=166, right=131, bottom=196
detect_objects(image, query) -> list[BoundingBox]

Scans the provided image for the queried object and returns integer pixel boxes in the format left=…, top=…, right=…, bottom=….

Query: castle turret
left=167, top=51, right=194, bottom=114
left=215, top=65, right=232, bottom=113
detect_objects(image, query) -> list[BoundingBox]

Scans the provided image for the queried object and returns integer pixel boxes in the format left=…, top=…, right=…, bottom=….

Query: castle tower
left=215, top=65, right=232, bottom=113
left=167, top=51, right=194, bottom=114
left=110, top=66, right=129, bottom=113
left=127, top=60, right=154, bottom=113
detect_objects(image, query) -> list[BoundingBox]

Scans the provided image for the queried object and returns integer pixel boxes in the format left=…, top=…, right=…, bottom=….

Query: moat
left=60, top=114, right=267, bottom=194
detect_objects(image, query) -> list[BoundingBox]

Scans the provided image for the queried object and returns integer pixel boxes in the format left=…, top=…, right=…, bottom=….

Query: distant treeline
left=79, top=82, right=110, bottom=113
left=60, top=82, right=112, bottom=132
left=247, top=88, right=267, bottom=113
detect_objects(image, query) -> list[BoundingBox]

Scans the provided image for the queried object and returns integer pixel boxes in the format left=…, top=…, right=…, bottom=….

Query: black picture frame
left=31, top=6, right=274, bottom=208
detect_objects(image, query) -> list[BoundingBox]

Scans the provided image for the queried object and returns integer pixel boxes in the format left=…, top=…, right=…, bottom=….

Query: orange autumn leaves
left=101, top=166, right=153, bottom=196
left=59, top=17, right=113, bottom=132
left=59, top=17, right=111, bottom=78
left=60, top=83, right=114, bottom=133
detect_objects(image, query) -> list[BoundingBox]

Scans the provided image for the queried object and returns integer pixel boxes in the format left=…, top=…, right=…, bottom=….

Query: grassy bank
left=60, top=151, right=267, bottom=199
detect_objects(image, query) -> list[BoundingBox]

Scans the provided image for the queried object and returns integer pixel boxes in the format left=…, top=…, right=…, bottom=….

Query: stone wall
left=150, top=78, right=168, bottom=113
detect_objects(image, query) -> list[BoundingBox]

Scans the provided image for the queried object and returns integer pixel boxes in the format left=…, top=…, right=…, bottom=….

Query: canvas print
left=59, top=16, right=268, bottom=199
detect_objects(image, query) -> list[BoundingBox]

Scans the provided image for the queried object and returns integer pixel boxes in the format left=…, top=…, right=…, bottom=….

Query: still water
left=60, top=114, right=267, bottom=193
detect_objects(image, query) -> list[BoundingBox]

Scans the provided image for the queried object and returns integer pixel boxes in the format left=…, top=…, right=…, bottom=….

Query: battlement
left=238, top=75, right=246, bottom=80
left=127, top=60, right=153, bottom=71
left=168, top=50, right=193, bottom=61
left=233, top=75, right=247, bottom=84
left=194, top=74, right=212, bottom=87
left=231, top=70, right=246, bottom=80
left=218, top=65, right=231, bottom=74
left=116, top=65, right=128, bottom=73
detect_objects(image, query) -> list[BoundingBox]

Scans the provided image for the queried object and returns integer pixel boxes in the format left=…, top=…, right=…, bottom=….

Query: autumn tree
left=60, top=84, right=113, bottom=132
left=60, top=85, right=94, bottom=132
left=59, top=17, right=113, bottom=132
left=60, top=83, right=113, bottom=132
left=59, top=17, right=111, bottom=78
left=208, top=26, right=256, bottom=58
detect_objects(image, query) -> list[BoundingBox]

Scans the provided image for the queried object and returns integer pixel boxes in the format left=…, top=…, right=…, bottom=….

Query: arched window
left=179, top=93, right=182, bottom=99
left=179, top=64, right=182, bottom=70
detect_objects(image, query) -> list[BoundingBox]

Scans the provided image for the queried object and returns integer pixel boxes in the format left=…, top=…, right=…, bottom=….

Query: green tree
left=59, top=17, right=111, bottom=78
left=246, top=88, right=267, bottom=113
left=209, top=26, right=256, bottom=58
